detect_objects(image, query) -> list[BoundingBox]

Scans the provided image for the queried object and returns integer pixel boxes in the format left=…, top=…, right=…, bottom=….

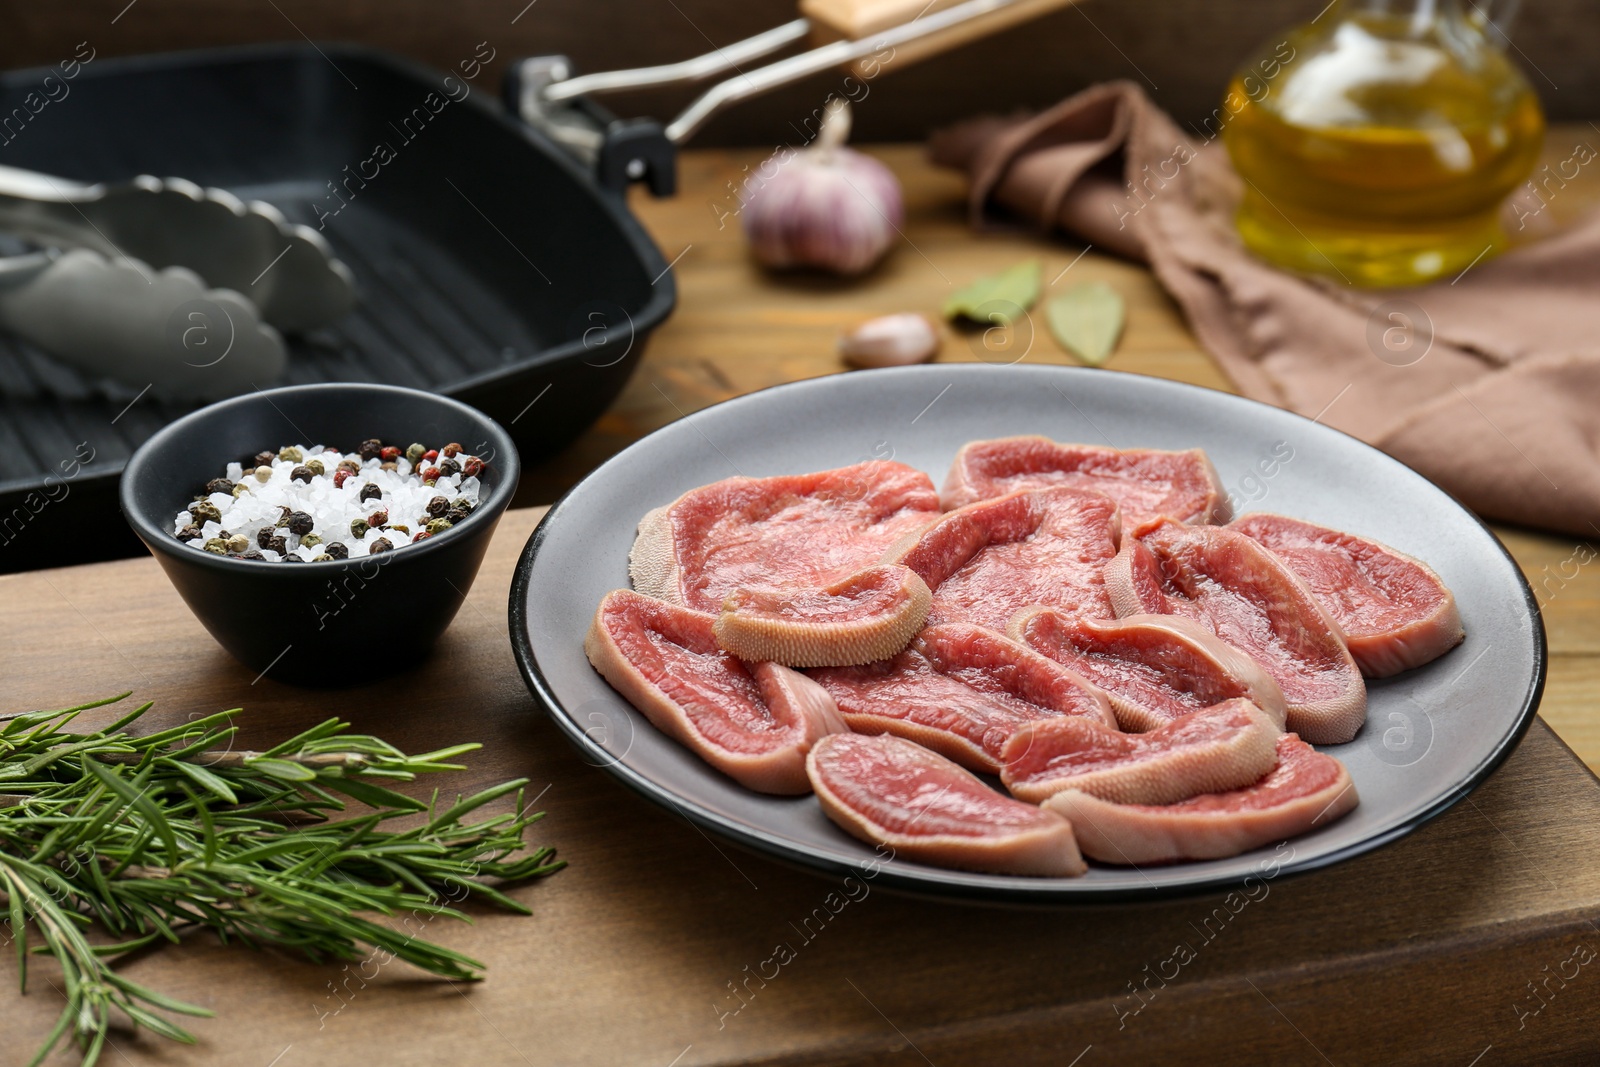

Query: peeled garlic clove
left=839, top=313, right=940, bottom=369
left=741, top=100, right=903, bottom=277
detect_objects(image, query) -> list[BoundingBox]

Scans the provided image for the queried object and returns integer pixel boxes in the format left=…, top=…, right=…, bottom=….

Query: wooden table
left=6, top=136, right=1600, bottom=1064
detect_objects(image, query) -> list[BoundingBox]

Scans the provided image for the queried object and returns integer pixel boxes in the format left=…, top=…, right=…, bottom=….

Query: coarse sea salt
left=174, top=444, right=484, bottom=561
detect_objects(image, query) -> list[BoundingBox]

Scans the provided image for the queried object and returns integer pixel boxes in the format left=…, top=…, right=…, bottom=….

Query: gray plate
left=508, top=365, right=1545, bottom=903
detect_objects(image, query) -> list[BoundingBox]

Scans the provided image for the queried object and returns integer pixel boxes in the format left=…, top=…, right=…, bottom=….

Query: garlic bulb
left=741, top=100, right=903, bottom=276
left=839, top=313, right=940, bottom=368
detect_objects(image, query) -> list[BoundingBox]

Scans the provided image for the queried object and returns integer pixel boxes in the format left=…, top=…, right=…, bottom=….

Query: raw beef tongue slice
left=585, top=589, right=846, bottom=795
left=1229, top=513, right=1464, bottom=678
left=941, top=436, right=1230, bottom=524
left=1104, top=520, right=1367, bottom=745
left=1000, top=698, right=1281, bottom=805
left=883, top=486, right=1122, bottom=630
left=1008, top=607, right=1287, bottom=732
left=629, top=461, right=942, bottom=612
left=811, top=622, right=1116, bottom=773
left=1044, top=734, right=1358, bottom=865
left=807, top=732, right=1087, bottom=877
left=711, top=564, right=932, bottom=668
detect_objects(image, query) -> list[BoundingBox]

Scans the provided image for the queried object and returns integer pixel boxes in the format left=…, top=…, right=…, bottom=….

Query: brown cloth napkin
left=930, top=81, right=1600, bottom=538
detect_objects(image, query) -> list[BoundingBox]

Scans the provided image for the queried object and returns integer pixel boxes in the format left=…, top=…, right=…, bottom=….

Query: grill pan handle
left=503, top=0, right=1080, bottom=197
left=502, top=56, right=677, bottom=197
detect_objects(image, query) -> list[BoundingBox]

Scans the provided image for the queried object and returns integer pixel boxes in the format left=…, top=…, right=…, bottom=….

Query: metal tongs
left=505, top=0, right=1079, bottom=196
left=0, top=165, right=356, bottom=399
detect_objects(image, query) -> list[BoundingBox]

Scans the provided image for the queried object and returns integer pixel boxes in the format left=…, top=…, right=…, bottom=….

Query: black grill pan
left=0, top=43, right=672, bottom=572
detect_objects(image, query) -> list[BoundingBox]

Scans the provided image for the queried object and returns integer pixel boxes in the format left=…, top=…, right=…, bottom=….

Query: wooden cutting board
left=3, top=505, right=1598, bottom=1066
left=6, top=132, right=1600, bottom=1064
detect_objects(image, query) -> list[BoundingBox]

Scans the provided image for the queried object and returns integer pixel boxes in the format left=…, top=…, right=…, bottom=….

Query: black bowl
left=120, top=383, right=520, bottom=685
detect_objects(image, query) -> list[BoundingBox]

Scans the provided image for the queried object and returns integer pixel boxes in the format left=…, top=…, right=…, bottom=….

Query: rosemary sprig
left=0, top=694, right=564, bottom=1066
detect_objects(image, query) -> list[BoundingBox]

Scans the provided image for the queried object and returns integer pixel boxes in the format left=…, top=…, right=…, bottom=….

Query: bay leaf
left=1046, top=281, right=1124, bottom=365
left=942, top=259, right=1041, bottom=326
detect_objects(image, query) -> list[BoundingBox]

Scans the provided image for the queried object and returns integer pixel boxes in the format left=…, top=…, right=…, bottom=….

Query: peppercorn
left=253, top=450, right=276, bottom=467
left=306, top=459, right=325, bottom=477
left=445, top=507, right=468, bottom=524
left=291, top=465, right=313, bottom=484
left=380, top=461, right=398, bottom=472
left=257, top=526, right=274, bottom=549
left=452, top=497, right=475, bottom=512
left=177, top=524, right=202, bottom=542
left=423, top=449, right=439, bottom=462
left=325, top=541, right=350, bottom=559
left=426, top=496, right=449, bottom=517
left=359, top=438, right=384, bottom=461
left=412, top=531, right=431, bottom=543
left=225, top=534, right=250, bottom=554
left=203, top=537, right=228, bottom=554
left=255, top=467, right=273, bottom=483
left=205, top=477, right=234, bottom=495
left=284, top=554, right=306, bottom=564
left=368, top=509, right=389, bottom=528
left=423, top=467, right=441, bottom=485
left=267, top=534, right=288, bottom=555
left=350, top=518, right=369, bottom=538
left=379, top=446, right=401, bottom=463
left=359, top=483, right=382, bottom=503
left=312, top=553, right=334, bottom=562
left=405, top=443, right=426, bottom=464
left=333, top=469, right=353, bottom=489
left=241, top=548, right=266, bottom=561
left=287, top=511, right=313, bottom=536
left=389, top=524, right=410, bottom=535
left=301, top=533, right=323, bottom=548
left=189, top=500, right=221, bottom=524
left=337, top=458, right=361, bottom=474
left=369, top=537, right=394, bottom=554
left=439, top=457, right=461, bottom=477
left=442, top=442, right=463, bottom=457
left=278, top=446, right=304, bottom=463
left=231, top=484, right=250, bottom=498
left=462, top=457, right=484, bottom=478
left=426, top=518, right=453, bottom=535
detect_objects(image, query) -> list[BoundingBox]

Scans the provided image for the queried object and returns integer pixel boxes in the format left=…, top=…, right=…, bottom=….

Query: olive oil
left=1223, top=3, right=1544, bottom=287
